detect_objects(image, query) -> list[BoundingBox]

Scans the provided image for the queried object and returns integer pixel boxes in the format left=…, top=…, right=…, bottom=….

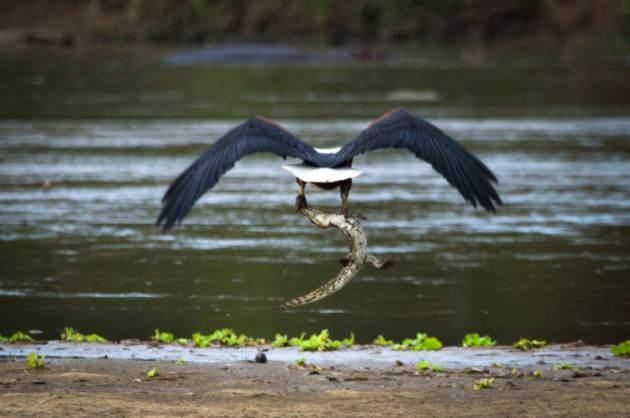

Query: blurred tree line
left=0, top=0, right=626, bottom=45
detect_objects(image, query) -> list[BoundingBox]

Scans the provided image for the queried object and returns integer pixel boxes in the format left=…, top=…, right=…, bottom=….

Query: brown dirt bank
left=1, top=357, right=629, bottom=417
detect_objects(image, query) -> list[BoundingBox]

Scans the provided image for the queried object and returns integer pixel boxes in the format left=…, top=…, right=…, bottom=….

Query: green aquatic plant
left=152, top=329, right=188, bottom=344
left=373, top=335, right=394, bottom=346
left=152, top=329, right=175, bottom=343
left=553, top=363, right=574, bottom=370
left=146, top=367, right=158, bottom=378
left=60, top=327, right=106, bottom=343
left=415, top=360, right=444, bottom=372
left=288, top=329, right=354, bottom=351
left=9, top=331, right=34, bottom=343
left=532, top=369, right=543, bottom=378
left=473, top=377, right=495, bottom=390
left=462, top=333, right=496, bottom=347
left=191, top=328, right=263, bottom=348
left=512, top=338, right=546, bottom=351
left=176, top=357, right=185, bottom=365
left=295, top=357, right=306, bottom=366
left=610, top=340, right=630, bottom=357
left=392, top=333, right=442, bottom=351
left=271, top=333, right=289, bottom=347
left=26, top=352, right=45, bottom=369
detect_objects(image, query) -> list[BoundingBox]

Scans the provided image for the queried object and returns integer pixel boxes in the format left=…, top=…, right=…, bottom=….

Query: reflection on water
left=1, top=116, right=629, bottom=344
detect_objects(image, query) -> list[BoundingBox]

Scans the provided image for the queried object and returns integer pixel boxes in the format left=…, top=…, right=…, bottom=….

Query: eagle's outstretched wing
left=331, top=108, right=502, bottom=211
left=156, top=117, right=321, bottom=230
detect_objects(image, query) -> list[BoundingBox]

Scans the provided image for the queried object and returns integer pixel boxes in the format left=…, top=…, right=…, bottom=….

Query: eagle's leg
left=294, top=178, right=308, bottom=211
left=340, top=179, right=352, bottom=217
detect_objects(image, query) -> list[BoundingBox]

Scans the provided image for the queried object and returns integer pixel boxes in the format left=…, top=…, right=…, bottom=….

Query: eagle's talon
left=295, top=195, right=308, bottom=211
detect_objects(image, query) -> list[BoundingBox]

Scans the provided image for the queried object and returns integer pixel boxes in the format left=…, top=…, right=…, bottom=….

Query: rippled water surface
left=1, top=45, right=629, bottom=344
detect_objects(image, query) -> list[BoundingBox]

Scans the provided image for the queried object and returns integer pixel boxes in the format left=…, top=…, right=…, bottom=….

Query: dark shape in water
left=163, top=43, right=350, bottom=65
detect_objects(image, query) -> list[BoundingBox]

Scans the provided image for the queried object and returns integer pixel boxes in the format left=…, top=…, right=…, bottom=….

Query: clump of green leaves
left=373, top=335, right=394, bottom=346
left=26, top=352, right=45, bottom=369
left=153, top=329, right=174, bottom=343
left=60, top=327, right=106, bottom=343
left=146, top=367, right=158, bottom=378
left=610, top=340, right=630, bottom=357
left=288, top=329, right=354, bottom=351
left=512, top=338, right=546, bottom=351
left=532, top=369, right=543, bottom=378
left=473, top=377, right=495, bottom=390
left=271, top=333, right=289, bottom=347
left=553, top=363, right=574, bottom=370
left=8, top=331, right=34, bottom=343
left=462, top=333, right=496, bottom=347
left=295, top=357, right=306, bottom=366
left=392, top=333, right=442, bottom=351
left=415, top=360, right=444, bottom=372
left=152, top=329, right=189, bottom=345
left=191, top=328, right=263, bottom=348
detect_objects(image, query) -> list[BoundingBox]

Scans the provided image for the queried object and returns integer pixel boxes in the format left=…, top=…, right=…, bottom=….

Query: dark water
left=1, top=45, right=629, bottom=344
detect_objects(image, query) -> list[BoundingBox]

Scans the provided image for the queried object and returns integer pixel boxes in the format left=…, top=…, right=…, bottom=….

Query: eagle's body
left=282, top=147, right=358, bottom=214
left=157, top=108, right=502, bottom=230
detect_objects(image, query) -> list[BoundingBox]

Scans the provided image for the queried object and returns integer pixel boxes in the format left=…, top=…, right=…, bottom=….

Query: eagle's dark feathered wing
left=156, top=117, right=322, bottom=230
left=330, top=108, right=502, bottom=212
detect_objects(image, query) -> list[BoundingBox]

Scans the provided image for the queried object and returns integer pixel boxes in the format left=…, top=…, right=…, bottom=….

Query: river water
left=0, top=44, right=629, bottom=344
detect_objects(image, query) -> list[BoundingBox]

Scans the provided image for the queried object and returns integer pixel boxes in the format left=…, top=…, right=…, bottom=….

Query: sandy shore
left=1, top=343, right=629, bottom=417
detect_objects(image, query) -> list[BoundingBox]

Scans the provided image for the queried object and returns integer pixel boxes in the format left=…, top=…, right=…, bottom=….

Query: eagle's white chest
left=281, top=147, right=363, bottom=183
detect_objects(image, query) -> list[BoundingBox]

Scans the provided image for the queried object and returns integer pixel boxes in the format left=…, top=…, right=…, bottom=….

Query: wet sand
left=1, top=344, right=629, bottom=417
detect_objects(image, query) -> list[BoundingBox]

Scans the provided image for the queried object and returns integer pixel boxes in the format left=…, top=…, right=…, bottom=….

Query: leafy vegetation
left=415, top=360, right=444, bottom=372
left=9, top=331, right=34, bottom=343
left=295, top=358, right=306, bottom=366
left=270, top=330, right=354, bottom=351
left=512, top=338, right=547, bottom=351
left=0, top=334, right=6, bottom=343
left=462, top=333, right=496, bottom=347
left=553, top=363, right=574, bottom=370
left=610, top=340, right=630, bottom=357
left=373, top=335, right=394, bottom=346
left=271, top=333, right=289, bottom=348
left=152, top=329, right=189, bottom=344
left=146, top=367, right=158, bottom=378
left=532, top=370, right=543, bottom=378
left=191, top=328, right=264, bottom=348
left=60, top=327, right=106, bottom=343
left=288, top=330, right=354, bottom=351
left=26, top=352, right=45, bottom=369
left=473, top=377, right=495, bottom=390
left=152, top=329, right=175, bottom=343
left=392, top=333, right=442, bottom=351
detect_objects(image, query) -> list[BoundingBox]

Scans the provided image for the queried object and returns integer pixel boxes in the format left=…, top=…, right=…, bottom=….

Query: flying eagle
left=156, top=108, right=501, bottom=230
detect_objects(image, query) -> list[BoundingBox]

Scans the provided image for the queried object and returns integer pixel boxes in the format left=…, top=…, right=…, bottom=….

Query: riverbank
left=0, top=1, right=623, bottom=47
left=1, top=344, right=628, bottom=417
